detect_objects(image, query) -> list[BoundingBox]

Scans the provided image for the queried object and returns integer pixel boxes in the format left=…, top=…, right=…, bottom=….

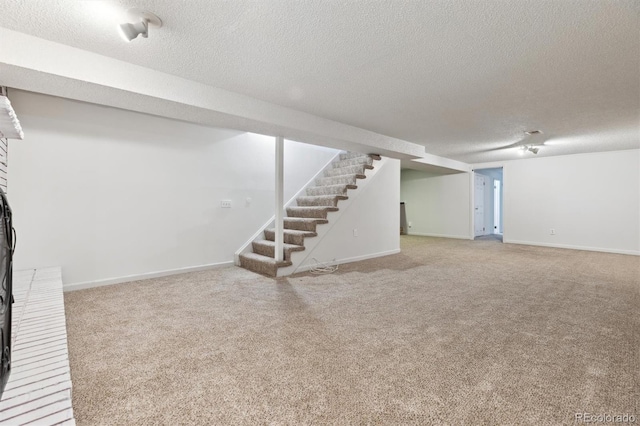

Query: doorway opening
left=473, top=167, right=503, bottom=242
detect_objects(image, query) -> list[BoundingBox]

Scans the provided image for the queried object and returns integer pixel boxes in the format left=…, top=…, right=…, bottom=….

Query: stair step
left=252, top=240, right=305, bottom=261
left=306, top=184, right=356, bottom=196
left=264, top=228, right=316, bottom=245
left=332, top=157, right=373, bottom=169
left=339, top=151, right=368, bottom=160
left=315, top=174, right=359, bottom=187
left=286, top=206, right=338, bottom=219
left=340, top=152, right=381, bottom=161
left=296, top=195, right=348, bottom=207
left=284, top=217, right=328, bottom=232
left=239, top=252, right=291, bottom=277
left=325, top=164, right=372, bottom=177
left=239, top=151, right=380, bottom=277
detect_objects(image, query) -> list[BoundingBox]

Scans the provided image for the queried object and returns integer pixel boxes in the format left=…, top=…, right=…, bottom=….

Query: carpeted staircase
left=239, top=152, right=381, bottom=277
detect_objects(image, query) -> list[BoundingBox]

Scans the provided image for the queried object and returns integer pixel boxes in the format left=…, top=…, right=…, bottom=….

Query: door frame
left=469, top=165, right=505, bottom=240
left=493, top=179, right=502, bottom=234
left=473, top=173, right=487, bottom=237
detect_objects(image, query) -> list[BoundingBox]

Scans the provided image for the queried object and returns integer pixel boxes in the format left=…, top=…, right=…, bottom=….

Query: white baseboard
left=407, top=232, right=470, bottom=240
left=64, top=261, right=235, bottom=292
left=504, top=239, right=640, bottom=256
left=289, top=248, right=401, bottom=275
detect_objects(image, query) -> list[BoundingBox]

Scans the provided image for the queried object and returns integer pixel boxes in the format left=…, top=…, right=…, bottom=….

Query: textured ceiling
left=0, top=0, right=638, bottom=163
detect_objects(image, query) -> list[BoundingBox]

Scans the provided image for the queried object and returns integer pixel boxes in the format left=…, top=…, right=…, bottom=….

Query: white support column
left=274, top=136, right=284, bottom=262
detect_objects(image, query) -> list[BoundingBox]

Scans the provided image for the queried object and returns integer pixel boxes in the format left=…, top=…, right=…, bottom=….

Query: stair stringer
left=277, top=156, right=390, bottom=277
left=234, top=151, right=342, bottom=266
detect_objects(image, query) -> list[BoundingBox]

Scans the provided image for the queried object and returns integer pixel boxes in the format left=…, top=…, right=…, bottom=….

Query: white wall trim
left=407, top=232, right=471, bottom=240
left=292, top=248, right=401, bottom=274
left=504, top=239, right=640, bottom=256
left=63, top=261, right=234, bottom=292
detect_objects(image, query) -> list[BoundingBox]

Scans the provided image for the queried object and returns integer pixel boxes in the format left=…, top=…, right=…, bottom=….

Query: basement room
left=0, top=1, right=637, bottom=425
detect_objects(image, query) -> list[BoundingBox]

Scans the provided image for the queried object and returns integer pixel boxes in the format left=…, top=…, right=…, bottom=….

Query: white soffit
left=0, top=28, right=426, bottom=160
left=0, top=0, right=638, bottom=163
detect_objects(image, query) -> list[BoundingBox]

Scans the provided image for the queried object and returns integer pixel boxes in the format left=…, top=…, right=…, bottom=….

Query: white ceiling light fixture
left=118, top=8, right=162, bottom=42
left=520, top=144, right=540, bottom=154
left=520, top=130, right=544, bottom=154
left=522, top=130, right=544, bottom=154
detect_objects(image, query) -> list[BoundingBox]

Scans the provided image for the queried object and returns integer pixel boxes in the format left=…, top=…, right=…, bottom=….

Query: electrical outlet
left=353, top=228, right=358, bottom=237
left=408, top=221, right=412, bottom=228
left=550, top=228, right=556, bottom=235
left=220, top=200, right=232, bottom=208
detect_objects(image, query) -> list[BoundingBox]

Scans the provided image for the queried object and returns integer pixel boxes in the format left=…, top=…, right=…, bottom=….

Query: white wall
left=400, top=169, right=470, bottom=239
left=8, top=90, right=338, bottom=287
left=295, top=158, right=401, bottom=267
left=502, top=150, right=640, bottom=255
left=401, top=149, right=639, bottom=255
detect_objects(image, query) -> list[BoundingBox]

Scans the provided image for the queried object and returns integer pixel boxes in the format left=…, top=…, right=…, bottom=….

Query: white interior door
left=474, top=174, right=485, bottom=237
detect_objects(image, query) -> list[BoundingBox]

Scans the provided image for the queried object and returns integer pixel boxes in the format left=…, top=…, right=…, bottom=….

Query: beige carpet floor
left=64, top=236, right=639, bottom=425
